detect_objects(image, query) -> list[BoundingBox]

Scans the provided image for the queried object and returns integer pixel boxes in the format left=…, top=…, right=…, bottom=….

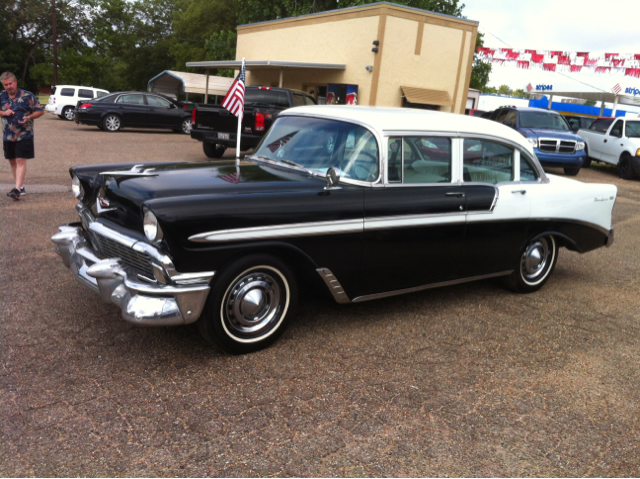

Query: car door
left=145, top=95, right=181, bottom=128
left=114, top=94, right=147, bottom=127
left=602, top=119, right=624, bottom=164
left=458, top=137, right=531, bottom=278
left=361, top=136, right=466, bottom=295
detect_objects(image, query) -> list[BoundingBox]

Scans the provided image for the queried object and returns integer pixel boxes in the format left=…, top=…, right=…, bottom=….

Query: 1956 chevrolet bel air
left=52, top=106, right=616, bottom=353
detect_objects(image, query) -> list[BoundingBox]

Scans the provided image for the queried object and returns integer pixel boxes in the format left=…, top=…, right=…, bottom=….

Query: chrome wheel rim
left=182, top=119, right=192, bottom=134
left=221, top=266, right=289, bottom=343
left=64, top=108, right=75, bottom=120
left=105, top=116, right=120, bottom=131
left=520, top=236, right=553, bottom=285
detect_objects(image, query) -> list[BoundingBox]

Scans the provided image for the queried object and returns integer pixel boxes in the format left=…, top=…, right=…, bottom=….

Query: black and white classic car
left=52, top=106, right=617, bottom=353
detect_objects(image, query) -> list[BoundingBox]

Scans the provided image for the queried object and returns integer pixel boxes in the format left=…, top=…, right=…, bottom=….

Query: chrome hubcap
left=223, top=269, right=285, bottom=339
left=64, top=109, right=75, bottom=120
left=521, top=237, right=550, bottom=282
left=182, top=120, right=192, bottom=134
left=105, top=116, right=120, bottom=131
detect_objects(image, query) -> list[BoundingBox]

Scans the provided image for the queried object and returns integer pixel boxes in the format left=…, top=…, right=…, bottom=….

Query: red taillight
left=255, top=112, right=265, bottom=132
left=183, top=104, right=189, bottom=108
left=79, top=103, right=92, bottom=110
left=192, top=108, right=197, bottom=124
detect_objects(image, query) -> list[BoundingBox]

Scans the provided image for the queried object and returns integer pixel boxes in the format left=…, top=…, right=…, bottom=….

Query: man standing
left=1, top=72, right=44, bottom=200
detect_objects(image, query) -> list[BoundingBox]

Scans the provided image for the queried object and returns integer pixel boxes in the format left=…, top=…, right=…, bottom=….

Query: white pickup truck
left=579, top=117, right=640, bottom=179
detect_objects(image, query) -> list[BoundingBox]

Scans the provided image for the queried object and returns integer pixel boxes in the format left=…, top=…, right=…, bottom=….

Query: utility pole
left=52, top=0, right=58, bottom=85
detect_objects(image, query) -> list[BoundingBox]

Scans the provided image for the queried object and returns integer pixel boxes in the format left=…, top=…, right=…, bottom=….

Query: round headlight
left=143, top=207, right=163, bottom=242
left=71, top=174, right=84, bottom=200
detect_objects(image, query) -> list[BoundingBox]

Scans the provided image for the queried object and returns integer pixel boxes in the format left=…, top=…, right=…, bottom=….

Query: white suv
left=45, top=85, right=109, bottom=121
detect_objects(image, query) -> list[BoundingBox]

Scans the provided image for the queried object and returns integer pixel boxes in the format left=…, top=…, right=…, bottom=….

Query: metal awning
left=401, top=86, right=453, bottom=106
left=147, top=70, right=233, bottom=98
left=186, top=60, right=346, bottom=70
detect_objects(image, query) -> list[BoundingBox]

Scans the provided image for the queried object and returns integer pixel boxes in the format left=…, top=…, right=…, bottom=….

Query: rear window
left=51, top=86, right=57, bottom=95
left=60, top=88, right=75, bottom=97
left=78, top=89, right=93, bottom=99
left=96, top=91, right=108, bottom=98
left=589, top=119, right=614, bottom=132
left=245, top=89, right=290, bottom=108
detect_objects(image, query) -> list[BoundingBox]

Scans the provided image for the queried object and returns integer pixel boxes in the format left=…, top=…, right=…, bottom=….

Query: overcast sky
left=461, top=0, right=640, bottom=95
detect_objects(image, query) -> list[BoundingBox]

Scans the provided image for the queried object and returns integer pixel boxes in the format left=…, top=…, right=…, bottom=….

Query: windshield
left=626, top=121, right=640, bottom=138
left=253, top=116, right=380, bottom=182
left=520, top=111, right=569, bottom=131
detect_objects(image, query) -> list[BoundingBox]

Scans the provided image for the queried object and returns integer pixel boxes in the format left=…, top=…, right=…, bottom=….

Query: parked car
left=563, top=114, right=596, bottom=132
left=74, top=92, right=193, bottom=134
left=51, top=106, right=616, bottom=354
left=578, top=117, right=640, bottom=177
left=191, top=86, right=316, bottom=158
left=45, top=85, right=109, bottom=121
left=491, top=106, right=587, bottom=176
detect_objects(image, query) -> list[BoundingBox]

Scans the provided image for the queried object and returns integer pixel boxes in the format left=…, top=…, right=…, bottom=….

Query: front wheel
left=583, top=147, right=592, bottom=168
left=103, top=114, right=122, bottom=132
left=503, top=235, right=558, bottom=293
left=203, top=142, right=226, bottom=158
left=197, top=255, right=298, bottom=354
left=564, top=167, right=580, bottom=176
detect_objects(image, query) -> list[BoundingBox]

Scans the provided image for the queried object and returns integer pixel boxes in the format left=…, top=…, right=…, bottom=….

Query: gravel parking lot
left=1, top=114, right=639, bottom=476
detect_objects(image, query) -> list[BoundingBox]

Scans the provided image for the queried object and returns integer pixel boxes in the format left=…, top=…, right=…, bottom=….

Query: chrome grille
left=91, top=233, right=155, bottom=279
left=539, top=138, right=576, bottom=154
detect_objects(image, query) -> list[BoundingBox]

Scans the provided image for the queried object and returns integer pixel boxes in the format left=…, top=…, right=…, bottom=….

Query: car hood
left=519, top=128, right=583, bottom=141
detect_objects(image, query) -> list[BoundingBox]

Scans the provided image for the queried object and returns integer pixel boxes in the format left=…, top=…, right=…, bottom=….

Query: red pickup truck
left=190, top=87, right=317, bottom=158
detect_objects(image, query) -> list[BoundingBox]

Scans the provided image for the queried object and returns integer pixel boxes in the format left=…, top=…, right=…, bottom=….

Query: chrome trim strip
left=351, top=271, right=513, bottom=303
left=365, top=212, right=466, bottom=230
left=189, top=218, right=364, bottom=243
left=316, top=268, right=350, bottom=304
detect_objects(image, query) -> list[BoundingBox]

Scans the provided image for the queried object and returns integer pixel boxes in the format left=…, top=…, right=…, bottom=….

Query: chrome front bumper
left=51, top=225, right=215, bottom=327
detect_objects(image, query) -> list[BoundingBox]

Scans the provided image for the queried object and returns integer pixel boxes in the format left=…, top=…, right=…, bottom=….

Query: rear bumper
left=74, top=111, right=100, bottom=126
left=535, top=149, right=586, bottom=168
left=191, top=129, right=263, bottom=149
left=605, top=227, right=614, bottom=248
left=51, top=222, right=215, bottom=327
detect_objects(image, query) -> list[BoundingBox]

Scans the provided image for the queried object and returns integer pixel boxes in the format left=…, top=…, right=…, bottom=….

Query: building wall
left=236, top=3, right=477, bottom=112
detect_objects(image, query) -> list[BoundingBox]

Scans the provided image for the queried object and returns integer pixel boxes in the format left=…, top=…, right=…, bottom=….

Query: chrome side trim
left=189, top=218, right=364, bottom=243
left=351, top=270, right=513, bottom=303
left=316, top=268, right=350, bottom=304
left=365, top=212, right=466, bottom=230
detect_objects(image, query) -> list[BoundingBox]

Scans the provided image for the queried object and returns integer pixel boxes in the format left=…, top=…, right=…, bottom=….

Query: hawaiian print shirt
left=1, top=88, right=43, bottom=142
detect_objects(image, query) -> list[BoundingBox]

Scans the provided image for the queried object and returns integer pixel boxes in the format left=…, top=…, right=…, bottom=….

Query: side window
left=520, top=152, right=539, bottom=181
left=78, top=89, right=93, bottom=99
left=291, top=94, right=305, bottom=107
left=589, top=119, right=614, bottom=132
left=496, top=110, right=509, bottom=123
left=567, top=117, right=580, bottom=129
left=60, top=88, right=75, bottom=97
left=303, top=95, right=316, bottom=106
left=610, top=120, right=623, bottom=137
left=463, top=139, right=514, bottom=184
left=503, top=110, right=517, bottom=127
left=116, top=94, right=145, bottom=105
left=387, top=137, right=452, bottom=184
left=146, top=96, right=172, bottom=107
left=96, top=91, right=108, bottom=98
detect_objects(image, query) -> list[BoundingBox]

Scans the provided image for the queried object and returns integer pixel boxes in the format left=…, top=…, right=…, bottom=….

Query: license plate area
left=217, top=132, right=230, bottom=140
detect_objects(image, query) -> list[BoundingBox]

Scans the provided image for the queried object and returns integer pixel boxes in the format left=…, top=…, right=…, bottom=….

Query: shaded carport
left=185, top=60, right=346, bottom=103
left=147, top=70, right=233, bottom=102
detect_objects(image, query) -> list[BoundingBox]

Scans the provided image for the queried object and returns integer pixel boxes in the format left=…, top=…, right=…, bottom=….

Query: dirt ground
left=1, top=115, right=639, bottom=477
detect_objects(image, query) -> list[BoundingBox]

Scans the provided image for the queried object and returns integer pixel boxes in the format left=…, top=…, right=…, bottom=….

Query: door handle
left=512, top=190, right=527, bottom=195
left=445, top=192, right=465, bottom=197
left=604, top=139, right=608, bottom=143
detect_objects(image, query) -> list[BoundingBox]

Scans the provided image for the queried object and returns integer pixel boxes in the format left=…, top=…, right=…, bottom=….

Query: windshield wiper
left=279, top=159, right=304, bottom=168
left=247, top=155, right=323, bottom=178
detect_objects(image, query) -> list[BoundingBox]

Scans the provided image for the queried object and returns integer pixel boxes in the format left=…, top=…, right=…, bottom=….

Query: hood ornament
left=99, top=164, right=159, bottom=185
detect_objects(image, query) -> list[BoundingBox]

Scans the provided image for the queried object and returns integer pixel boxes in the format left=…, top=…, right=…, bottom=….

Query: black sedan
left=74, top=92, right=193, bottom=134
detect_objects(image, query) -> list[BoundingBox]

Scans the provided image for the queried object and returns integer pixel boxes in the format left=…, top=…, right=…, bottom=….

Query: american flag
left=221, top=58, right=246, bottom=119
left=525, top=82, right=533, bottom=92
left=612, top=83, right=622, bottom=94
left=220, top=166, right=241, bottom=184
left=267, top=131, right=298, bottom=153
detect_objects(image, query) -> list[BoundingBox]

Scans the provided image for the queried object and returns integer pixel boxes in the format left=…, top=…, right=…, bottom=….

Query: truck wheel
left=618, top=154, right=634, bottom=180
left=203, top=142, right=226, bottom=158
left=197, top=255, right=298, bottom=354
left=503, top=235, right=558, bottom=294
left=583, top=147, right=592, bottom=168
left=563, top=167, right=580, bottom=176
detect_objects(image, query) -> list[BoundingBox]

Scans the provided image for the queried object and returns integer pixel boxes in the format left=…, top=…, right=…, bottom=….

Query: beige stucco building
left=187, top=2, right=478, bottom=113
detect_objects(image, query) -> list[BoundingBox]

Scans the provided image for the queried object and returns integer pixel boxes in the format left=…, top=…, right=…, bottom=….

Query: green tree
left=469, top=32, right=491, bottom=91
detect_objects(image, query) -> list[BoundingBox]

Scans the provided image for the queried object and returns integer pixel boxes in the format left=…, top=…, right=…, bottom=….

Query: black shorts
left=3, top=139, right=35, bottom=160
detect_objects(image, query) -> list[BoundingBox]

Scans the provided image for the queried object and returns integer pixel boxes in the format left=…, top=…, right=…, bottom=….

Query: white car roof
left=54, top=85, right=108, bottom=92
left=280, top=105, right=534, bottom=154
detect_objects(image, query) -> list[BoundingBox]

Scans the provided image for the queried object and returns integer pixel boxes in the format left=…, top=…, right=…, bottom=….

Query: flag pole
left=236, top=57, right=246, bottom=166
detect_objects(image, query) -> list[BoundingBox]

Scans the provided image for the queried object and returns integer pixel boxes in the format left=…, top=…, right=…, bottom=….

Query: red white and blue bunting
left=476, top=48, right=640, bottom=78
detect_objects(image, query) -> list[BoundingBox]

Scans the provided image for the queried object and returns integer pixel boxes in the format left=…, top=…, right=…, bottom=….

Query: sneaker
left=19, top=186, right=26, bottom=196
left=7, top=188, right=20, bottom=200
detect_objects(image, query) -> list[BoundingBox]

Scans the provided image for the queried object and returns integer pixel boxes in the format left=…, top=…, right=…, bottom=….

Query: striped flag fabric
left=612, top=83, right=622, bottom=94
left=221, top=58, right=246, bottom=119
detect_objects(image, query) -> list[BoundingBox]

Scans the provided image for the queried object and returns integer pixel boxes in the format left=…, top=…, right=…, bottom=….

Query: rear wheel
left=180, top=118, right=192, bottom=134
left=618, top=154, right=634, bottom=179
left=503, top=235, right=558, bottom=293
left=564, top=167, right=580, bottom=176
left=62, top=106, right=75, bottom=121
left=103, top=114, right=122, bottom=132
left=197, top=255, right=297, bottom=354
left=203, top=142, right=226, bottom=158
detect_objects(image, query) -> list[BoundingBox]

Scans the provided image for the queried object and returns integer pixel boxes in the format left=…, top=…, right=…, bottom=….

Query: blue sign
left=625, top=87, right=640, bottom=96
left=536, top=84, right=553, bottom=91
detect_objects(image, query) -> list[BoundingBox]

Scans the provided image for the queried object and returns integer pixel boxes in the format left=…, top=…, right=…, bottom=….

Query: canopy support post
left=599, top=100, right=606, bottom=117
left=547, top=94, right=553, bottom=110
left=612, top=95, right=619, bottom=116
left=279, top=68, right=284, bottom=88
left=205, top=69, right=210, bottom=104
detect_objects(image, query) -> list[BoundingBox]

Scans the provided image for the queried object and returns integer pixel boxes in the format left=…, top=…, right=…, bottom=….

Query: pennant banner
left=476, top=47, right=640, bottom=77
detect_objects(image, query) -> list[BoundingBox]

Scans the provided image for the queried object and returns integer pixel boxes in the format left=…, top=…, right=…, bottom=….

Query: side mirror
left=326, top=167, right=341, bottom=189
left=572, top=125, right=579, bottom=132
